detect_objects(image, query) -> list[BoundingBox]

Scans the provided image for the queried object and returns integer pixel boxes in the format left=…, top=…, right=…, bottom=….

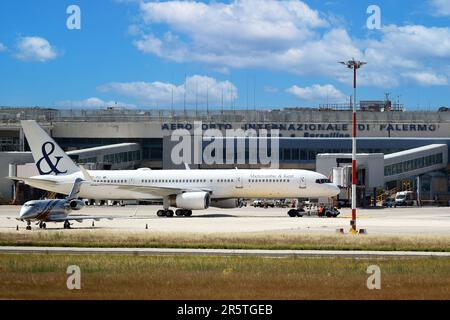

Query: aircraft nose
left=328, top=184, right=340, bottom=197
left=19, top=206, right=33, bottom=219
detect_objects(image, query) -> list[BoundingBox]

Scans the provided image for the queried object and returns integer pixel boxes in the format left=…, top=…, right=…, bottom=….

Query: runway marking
left=0, top=246, right=449, bottom=258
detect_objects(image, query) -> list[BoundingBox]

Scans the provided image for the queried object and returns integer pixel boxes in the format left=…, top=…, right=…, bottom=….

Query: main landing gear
left=157, top=209, right=174, bottom=217
left=39, top=222, right=46, bottom=229
left=287, top=208, right=305, bottom=217
left=175, top=209, right=192, bottom=217
left=156, top=209, right=192, bottom=217
left=63, top=220, right=71, bottom=229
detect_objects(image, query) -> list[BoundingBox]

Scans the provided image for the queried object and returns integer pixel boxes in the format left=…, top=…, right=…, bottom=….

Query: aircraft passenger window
left=315, top=179, right=331, bottom=184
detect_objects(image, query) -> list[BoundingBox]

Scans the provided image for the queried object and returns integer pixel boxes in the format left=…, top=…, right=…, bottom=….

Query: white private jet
left=17, top=177, right=147, bottom=230
left=10, top=120, right=339, bottom=217
left=19, top=178, right=101, bottom=230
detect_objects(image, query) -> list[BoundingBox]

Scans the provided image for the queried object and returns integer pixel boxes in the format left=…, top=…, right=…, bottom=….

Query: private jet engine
left=210, top=198, right=239, bottom=209
left=67, top=199, right=85, bottom=211
left=170, top=192, right=210, bottom=210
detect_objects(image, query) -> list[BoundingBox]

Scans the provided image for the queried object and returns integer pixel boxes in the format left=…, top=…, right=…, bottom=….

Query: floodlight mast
left=338, top=59, right=366, bottom=233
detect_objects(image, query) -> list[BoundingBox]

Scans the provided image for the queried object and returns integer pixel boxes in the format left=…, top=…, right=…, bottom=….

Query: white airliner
left=10, top=120, right=339, bottom=217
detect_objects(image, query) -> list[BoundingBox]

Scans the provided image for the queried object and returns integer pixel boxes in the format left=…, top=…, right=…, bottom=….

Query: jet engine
left=68, top=199, right=85, bottom=210
left=170, top=192, right=210, bottom=210
left=210, top=198, right=239, bottom=208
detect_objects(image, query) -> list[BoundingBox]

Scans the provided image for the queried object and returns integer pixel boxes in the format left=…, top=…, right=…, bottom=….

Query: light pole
left=339, top=59, right=366, bottom=233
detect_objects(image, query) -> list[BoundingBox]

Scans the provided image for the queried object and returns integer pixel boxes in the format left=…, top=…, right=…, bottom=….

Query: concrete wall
left=0, top=152, right=33, bottom=201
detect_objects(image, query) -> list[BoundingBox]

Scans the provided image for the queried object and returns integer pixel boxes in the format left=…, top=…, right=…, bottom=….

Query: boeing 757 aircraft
left=10, top=120, right=339, bottom=217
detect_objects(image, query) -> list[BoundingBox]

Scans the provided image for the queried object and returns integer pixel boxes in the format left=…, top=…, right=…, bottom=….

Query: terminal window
left=384, top=153, right=443, bottom=176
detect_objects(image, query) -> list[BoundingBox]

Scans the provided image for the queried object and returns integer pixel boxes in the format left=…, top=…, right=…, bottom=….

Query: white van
left=394, top=191, right=415, bottom=206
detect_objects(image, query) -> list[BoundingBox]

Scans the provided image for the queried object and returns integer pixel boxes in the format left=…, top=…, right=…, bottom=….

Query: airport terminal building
left=0, top=101, right=449, bottom=205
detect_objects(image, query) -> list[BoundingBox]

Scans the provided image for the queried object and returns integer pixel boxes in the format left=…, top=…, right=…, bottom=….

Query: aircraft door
left=235, top=176, right=243, bottom=189
left=299, top=176, right=306, bottom=188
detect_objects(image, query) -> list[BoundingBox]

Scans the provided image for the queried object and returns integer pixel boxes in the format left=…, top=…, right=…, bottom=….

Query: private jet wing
left=48, top=215, right=151, bottom=223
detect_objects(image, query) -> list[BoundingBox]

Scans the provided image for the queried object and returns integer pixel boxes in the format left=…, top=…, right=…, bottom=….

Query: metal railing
left=0, top=106, right=448, bottom=124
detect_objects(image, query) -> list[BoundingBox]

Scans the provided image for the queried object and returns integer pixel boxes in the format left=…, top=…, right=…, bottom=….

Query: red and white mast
left=339, top=59, right=366, bottom=233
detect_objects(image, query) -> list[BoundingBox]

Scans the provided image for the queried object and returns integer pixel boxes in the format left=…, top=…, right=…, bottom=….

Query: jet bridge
left=316, top=144, right=449, bottom=206
left=383, top=144, right=448, bottom=182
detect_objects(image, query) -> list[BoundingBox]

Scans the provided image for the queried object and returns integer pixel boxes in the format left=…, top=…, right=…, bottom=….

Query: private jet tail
left=21, top=120, right=79, bottom=175
left=67, top=177, right=83, bottom=200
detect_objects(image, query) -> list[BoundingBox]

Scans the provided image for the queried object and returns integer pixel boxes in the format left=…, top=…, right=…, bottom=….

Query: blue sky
left=0, top=0, right=449, bottom=110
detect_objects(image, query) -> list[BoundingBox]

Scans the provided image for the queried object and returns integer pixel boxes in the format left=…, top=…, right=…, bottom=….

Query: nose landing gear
left=63, top=220, right=71, bottom=229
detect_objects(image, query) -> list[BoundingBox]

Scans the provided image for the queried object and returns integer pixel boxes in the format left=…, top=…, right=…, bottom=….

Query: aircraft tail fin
left=21, top=120, right=79, bottom=175
left=67, top=177, right=84, bottom=200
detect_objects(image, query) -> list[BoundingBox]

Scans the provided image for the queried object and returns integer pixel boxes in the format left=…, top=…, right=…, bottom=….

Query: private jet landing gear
left=26, top=220, right=31, bottom=230
left=63, top=220, right=71, bottom=229
left=39, top=222, right=46, bottom=229
left=175, top=209, right=193, bottom=217
left=287, top=209, right=304, bottom=217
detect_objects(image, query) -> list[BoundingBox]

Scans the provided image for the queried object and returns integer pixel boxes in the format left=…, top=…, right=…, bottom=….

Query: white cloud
left=98, top=75, right=238, bottom=106
left=402, top=71, right=448, bottom=86
left=55, top=97, right=136, bottom=109
left=15, top=36, right=58, bottom=62
left=286, top=84, right=345, bottom=102
left=430, top=0, right=450, bottom=16
left=130, top=1, right=450, bottom=88
left=0, top=43, right=6, bottom=52
left=134, top=0, right=332, bottom=67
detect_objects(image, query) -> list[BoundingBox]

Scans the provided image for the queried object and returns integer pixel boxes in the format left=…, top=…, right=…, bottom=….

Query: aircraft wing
left=7, top=176, right=59, bottom=188
left=114, top=184, right=212, bottom=197
left=78, top=165, right=212, bottom=197
left=48, top=215, right=151, bottom=223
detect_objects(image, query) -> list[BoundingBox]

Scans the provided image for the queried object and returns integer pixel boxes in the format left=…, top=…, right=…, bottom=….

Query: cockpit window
left=316, top=179, right=331, bottom=184
left=24, top=203, right=36, bottom=207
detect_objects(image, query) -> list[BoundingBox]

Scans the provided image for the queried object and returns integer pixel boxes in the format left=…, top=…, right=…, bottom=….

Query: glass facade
left=0, top=136, right=20, bottom=151
left=54, top=138, right=163, bottom=161
left=103, top=150, right=141, bottom=164
left=384, top=153, right=444, bottom=177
